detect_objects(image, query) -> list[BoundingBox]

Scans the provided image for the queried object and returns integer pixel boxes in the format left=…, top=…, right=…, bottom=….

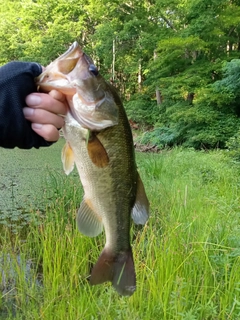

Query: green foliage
left=0, top=0, right=89, bottom=65
left=140, top=126, right=183, bottom=148
left=143, top=56, right=240, bottom=149
left=1, top=146, right=240, bottom=318
left=154, top=36, right=208, bottom=78
left=226, top=129, right=240, bottom=161
left=125, top=94, right=160, bottom=125
left=214, top=59, right=240, bottom=90
left=1, top=0, right=240, bottom=149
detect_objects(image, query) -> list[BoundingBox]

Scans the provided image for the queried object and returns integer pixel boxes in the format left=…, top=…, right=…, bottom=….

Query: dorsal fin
left=131, top=173, right=149, bottom=225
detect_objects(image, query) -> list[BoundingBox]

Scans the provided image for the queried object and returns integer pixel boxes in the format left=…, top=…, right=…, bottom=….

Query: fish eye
left=89, top=64, right=99, bottom=76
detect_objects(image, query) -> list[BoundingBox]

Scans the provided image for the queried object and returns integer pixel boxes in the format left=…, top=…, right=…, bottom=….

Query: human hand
left=24, top=90, right=67, bottom=142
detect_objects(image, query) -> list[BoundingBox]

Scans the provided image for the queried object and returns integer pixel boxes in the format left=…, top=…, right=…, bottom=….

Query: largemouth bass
left=36, top=42, right=149, bottom=296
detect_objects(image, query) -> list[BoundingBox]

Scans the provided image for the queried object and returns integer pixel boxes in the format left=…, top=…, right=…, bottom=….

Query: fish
left=36, top=41, right=149, bottom=296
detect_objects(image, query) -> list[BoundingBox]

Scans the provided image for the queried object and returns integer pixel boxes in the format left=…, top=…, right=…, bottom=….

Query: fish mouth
left=36, top=74, right=76, bottom=95
left=36, top=41, right=84, bottom=94
left=61, top=41, right=82, bottom=59
left=36, top=41, right=119, bottom=130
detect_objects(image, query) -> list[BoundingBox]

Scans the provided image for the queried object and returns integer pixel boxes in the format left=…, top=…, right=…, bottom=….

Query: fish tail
left=89, top=247, right=136, bottom=296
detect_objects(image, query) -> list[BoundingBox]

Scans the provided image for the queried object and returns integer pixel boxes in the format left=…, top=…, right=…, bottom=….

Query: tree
left=140, top=0, right=240, bottom=148
left=1, top=0, right=240, bottom=149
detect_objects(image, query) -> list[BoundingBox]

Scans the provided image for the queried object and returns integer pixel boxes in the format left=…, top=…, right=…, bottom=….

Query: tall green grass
left=0, top=148, right=240, bottom=319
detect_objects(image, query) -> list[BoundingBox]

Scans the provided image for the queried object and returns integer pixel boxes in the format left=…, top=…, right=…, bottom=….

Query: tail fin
left=89, top=247, right=136, bottom=296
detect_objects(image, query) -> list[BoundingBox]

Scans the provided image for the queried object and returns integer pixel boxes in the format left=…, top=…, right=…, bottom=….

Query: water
left=0, top=251, right=42, bottom=317
left=0, top=141, right=65, bottom=316
left=0, top=140, right=65, bottom=231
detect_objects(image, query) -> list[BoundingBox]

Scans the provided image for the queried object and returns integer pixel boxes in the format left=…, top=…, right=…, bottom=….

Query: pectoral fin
left=131, top=173, right=150, bottom=225
left=77, top=199, right=103, bottom=237
left=87, top=133, right=109, bottom=168
left=61, top=142, right=75, bottom=175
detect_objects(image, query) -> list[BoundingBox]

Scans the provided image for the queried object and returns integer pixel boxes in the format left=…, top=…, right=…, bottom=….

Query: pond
left=0, top=138, right=84, bottom=317
left=0, top=139, right=65, bottom=231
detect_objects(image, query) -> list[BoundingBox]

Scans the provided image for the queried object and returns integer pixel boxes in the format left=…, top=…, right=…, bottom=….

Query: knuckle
left=49, top=89, right=64, bottom=101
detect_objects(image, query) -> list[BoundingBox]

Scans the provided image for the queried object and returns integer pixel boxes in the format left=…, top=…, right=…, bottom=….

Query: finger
left=31, top=123, right=60, bottom=142
left=25, top=92, right=67, bottom=115
left=48, top=89, right=66, bottom=102
left=23, top=107, right=65, bottom=129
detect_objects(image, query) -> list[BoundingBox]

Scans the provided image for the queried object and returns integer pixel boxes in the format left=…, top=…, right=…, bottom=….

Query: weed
left=0, top=145, right=240, bottom=319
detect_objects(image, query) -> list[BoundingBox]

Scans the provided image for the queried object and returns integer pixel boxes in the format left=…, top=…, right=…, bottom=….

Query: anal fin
left=77, top=199, right=103, bottom=237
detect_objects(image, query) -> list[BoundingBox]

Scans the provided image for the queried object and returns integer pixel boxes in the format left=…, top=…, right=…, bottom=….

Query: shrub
left=139, top=126, right=183, bottom=148
left=226, top=130, right=240, bottom=161
left=125, top=94, right=160, bottom=126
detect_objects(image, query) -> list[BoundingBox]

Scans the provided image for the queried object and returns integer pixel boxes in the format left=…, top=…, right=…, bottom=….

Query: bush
left=226, top=130, right=240, bottom=161
left=125, top=94, right=160, bottom=126
left=137, top=113, right=240, bottom=150
left=139, top=126, right=183, bottom=148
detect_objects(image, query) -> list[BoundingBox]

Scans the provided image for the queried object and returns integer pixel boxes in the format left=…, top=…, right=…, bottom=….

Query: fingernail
left=26, top=94, right=42, bottom=106
left=32, top=123, right=43, bottom=129
left=23, top=107, right=34, bottom=117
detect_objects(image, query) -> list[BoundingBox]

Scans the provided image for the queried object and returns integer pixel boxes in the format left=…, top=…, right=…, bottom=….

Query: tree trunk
left=154, top=50, right=162, bottom=104
left=187, top=92, right=194, bottom=104
left=156, top=88, right=162, bottom=104
left=138, top=59, right=142, bottom=92
left=112, top=38, right=116, bottom=82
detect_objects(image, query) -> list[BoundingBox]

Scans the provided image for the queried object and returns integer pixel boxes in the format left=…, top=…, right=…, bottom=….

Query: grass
left=0, top=144, right=240, bottom=319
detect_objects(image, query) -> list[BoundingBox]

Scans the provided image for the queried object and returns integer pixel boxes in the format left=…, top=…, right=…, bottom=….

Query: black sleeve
left=0, top=61, right=53, bottom=149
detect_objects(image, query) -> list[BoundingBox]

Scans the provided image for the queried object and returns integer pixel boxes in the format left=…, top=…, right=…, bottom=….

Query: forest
left=1, top=0, right=240, bottom=150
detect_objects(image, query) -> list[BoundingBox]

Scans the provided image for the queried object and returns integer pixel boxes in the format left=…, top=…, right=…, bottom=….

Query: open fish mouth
left=36, top=42, right=119, bottom=131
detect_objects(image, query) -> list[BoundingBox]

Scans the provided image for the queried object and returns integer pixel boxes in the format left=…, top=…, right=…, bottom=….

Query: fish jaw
left=36, top=42, right=84, bottom=95
left=36, top=41, right=119, bottom=130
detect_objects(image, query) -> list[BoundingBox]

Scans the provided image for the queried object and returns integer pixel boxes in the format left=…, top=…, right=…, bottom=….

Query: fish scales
left=64, top=90, right=136, bottom=253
